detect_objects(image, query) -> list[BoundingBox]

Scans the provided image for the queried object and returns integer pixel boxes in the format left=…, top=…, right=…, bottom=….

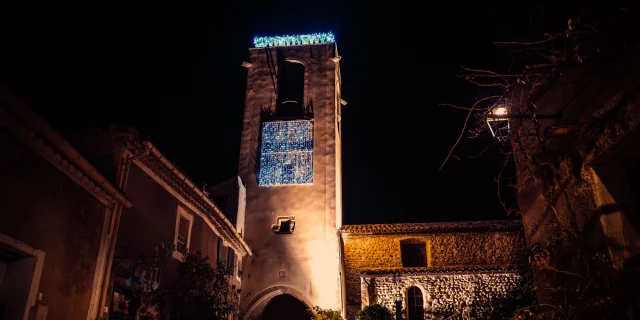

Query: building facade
left=0, top=85, right=252, bottom=319
left=235, top=33, right=533, bottom=320
left=0, top=85, right=131, bottom=320
left=208, top=176, right=247, bottom=240
left=237, top=33, right=345, bottom=319
left=341, top=220, right=528, bottom=320
left=1, top=32, right=544, bottom=320
left=71, top=127, right=252, bottom=319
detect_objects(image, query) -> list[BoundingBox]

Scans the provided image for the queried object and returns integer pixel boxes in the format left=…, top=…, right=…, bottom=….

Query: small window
left=400, top=239, right=427, bottom=268
left=173, top=207, right=194, bottom=260
left=177, top=219, right=189, bottom=252
left=272, top=216, right=295, bottom=234
left=407, top=286, right=425, bottom=320
left=227, top=249, right=235, bottom=276
left=217, top=237, right=224, bottom=264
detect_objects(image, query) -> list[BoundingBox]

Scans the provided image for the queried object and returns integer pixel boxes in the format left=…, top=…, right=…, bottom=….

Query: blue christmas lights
left=258, top=120, right=314, bottom=186
left=253, top=32, right=335, bottom=48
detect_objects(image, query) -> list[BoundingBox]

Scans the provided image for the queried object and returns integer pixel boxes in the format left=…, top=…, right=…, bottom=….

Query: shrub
left=358, top=304, right=394, bottom=320
left=308, top=306, right=344, bottom=320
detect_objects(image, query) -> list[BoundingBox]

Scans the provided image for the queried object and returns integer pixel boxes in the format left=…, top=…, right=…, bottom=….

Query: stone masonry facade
left=341, top=220, right=527, bottom=319
left=361, top=272, right=523, bottom=319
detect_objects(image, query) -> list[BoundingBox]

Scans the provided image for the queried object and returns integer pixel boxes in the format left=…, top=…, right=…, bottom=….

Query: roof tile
left=360, top=264, right=523, bottom=275
left=341, top=220, right=522, bottom=234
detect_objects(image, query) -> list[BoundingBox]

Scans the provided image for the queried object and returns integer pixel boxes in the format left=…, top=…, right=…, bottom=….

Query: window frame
left=227, top=248, right=235, bottom=276
left=406, top=286, right=425, bottom=320
left=236, top=258, right=243, bottom=282
left=400, top=238, right=431, bottom=268
left=172, top=206, right=194, bottom=261
left=216, top=237, right=224, bottom=265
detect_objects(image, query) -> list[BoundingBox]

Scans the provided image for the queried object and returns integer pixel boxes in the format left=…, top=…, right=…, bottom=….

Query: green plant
left=308, top=306, right=343, bottom=320
left=357, top=304, right=393, bottom=320
left=158, top=250, right=240, bottom=319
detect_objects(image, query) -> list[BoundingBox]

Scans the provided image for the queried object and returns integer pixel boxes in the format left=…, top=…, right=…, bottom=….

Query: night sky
left=1, top=1, right=587, bottom=224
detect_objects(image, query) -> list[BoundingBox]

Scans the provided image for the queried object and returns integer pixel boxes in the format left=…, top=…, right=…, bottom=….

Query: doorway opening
left=257, top=294, right=310, bottom=320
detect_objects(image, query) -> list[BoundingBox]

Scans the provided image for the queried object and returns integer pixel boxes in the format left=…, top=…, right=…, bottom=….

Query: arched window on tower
left=407, top=286, right=425, bottom=320
left=277, top=60, right=305, bottom=118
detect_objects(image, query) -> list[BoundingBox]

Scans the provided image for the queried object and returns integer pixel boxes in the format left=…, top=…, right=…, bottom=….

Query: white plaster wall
left=238, top=43, right=342, bottom=318
left=236, top=176, right=246, bottom=237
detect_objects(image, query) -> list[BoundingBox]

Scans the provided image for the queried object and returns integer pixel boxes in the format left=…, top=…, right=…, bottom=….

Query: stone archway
left=241, top=286, right=312, bottom=320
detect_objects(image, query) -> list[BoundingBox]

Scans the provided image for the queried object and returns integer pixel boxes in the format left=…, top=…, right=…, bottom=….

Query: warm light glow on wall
left=253, top=32, right=335, bottom=48
left=258, top=120, right=314, bottom=186
left=305, top=238, right=340, bottom=308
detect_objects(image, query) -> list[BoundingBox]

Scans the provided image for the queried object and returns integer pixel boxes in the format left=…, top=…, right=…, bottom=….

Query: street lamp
left=486, top=103, right=561, bottom=142
left=486, top=105, right=510, bottom=142
left=392, top=273, right=403, bottom=320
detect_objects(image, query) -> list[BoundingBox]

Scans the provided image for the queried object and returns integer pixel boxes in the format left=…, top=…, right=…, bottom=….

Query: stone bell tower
left=237, top=33, right=344, bottom=319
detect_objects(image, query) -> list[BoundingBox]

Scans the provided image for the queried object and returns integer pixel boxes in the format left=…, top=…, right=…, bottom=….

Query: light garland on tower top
left=253, top=32, right=335, bottom=48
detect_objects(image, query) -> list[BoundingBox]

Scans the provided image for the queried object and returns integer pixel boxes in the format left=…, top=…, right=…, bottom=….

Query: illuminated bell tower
left=237, top=33, right=344, bottom=319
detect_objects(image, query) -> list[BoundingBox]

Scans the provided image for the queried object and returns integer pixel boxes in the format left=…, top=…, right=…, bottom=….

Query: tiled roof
left=360, top=265, right=523, bottom=275
left=96, top=128, right=252, bottom=256
left=137, top=150, right=252, bottom=257
left=0, top=88, right=131, bottom=209
left=341, top=220, right=522, bottom=234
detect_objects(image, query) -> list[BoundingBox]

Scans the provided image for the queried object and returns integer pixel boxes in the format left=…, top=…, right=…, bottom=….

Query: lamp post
left=392, top=273, right=402, bottom=320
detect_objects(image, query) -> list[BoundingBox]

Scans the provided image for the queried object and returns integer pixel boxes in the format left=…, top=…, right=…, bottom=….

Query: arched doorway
left=257, top=294, right=310, bottom=320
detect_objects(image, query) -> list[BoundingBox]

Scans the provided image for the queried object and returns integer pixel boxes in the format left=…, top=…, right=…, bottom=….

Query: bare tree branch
left=439, top=95, right=501, bottom=170
left=468, top=141, right=501, bottom=159
left=493, top=34, right=563, bottom=46
left=438, top=103, right=477, bottom=111
left=496, top=152, right=514, bottom=215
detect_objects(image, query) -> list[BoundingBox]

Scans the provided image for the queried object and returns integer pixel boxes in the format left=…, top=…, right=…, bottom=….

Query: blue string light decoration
left=258, top=120, right=314, bottom=186
left=253, top=32, right=335, bottom=48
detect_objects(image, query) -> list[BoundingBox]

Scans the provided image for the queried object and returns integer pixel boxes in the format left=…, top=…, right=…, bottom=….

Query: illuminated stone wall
left=361, top=272, right=524, bottom=320
left=237, top=41, right=343, bottom=319
left=340, top=221, right=527, bottom=319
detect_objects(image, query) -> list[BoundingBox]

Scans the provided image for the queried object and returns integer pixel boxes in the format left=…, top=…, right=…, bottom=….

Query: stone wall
left=360, top=272, right=524, bottom=320
left=341, top=221, right=526, bottom=309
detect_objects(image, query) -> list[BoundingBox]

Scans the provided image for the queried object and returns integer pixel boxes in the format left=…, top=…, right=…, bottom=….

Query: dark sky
left=1, top=1, right=586, bottom=224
